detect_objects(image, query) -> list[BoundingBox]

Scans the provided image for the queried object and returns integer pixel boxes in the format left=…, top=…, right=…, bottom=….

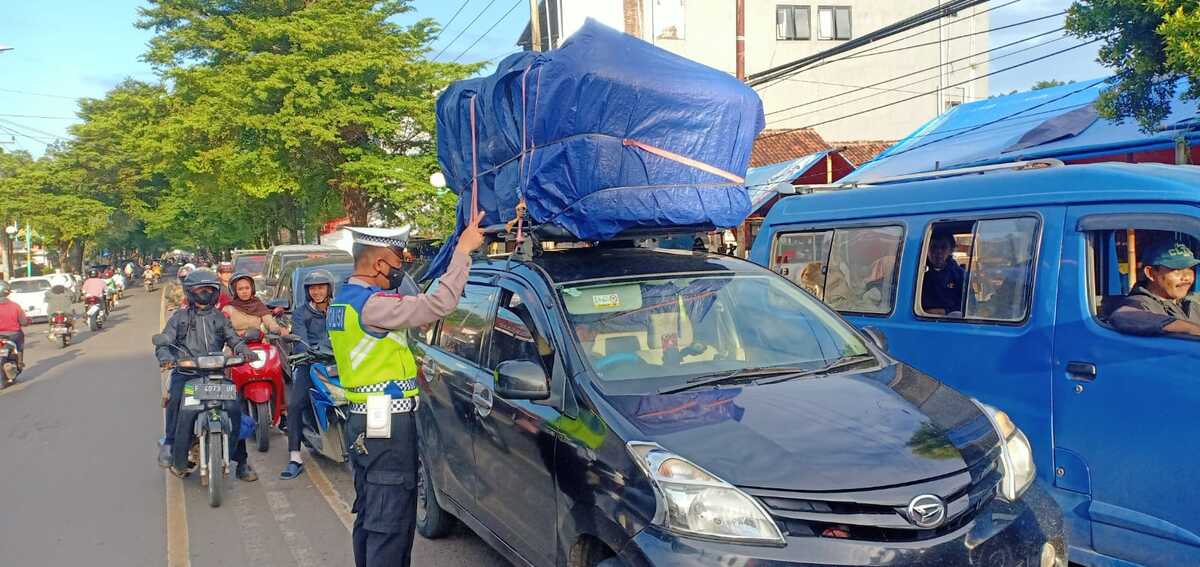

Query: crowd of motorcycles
left=156, top=304, right=347, bottom=508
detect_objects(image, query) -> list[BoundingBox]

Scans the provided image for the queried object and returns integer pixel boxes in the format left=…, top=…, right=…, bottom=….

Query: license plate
left=52, top=326, right=69, bottom=334
left=194, top=383, right=237, bottom=401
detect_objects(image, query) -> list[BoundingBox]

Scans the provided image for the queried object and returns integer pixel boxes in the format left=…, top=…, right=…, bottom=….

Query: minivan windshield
left=11, top=279, right=50, bottom=293
left=560, top=273, right=873, bottom=393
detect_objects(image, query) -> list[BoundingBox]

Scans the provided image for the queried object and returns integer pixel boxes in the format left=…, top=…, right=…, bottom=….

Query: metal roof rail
left=849, top=158, right=1067, bottom=186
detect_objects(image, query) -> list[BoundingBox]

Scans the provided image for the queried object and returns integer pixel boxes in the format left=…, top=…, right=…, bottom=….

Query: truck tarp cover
left=427, top=19, right=764, bottom=279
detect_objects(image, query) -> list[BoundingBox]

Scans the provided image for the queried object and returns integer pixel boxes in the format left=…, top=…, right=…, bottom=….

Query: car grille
left=741, top=449, right=1002, bottom=543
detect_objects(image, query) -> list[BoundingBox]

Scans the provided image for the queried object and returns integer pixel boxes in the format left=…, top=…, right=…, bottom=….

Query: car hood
left=603, top=363, right=998, bottom=492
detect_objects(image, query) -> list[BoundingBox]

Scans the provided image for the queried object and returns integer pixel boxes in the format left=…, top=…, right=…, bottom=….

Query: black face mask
left=376, top=260, right=407, bottom=291
left=192, top=288, right=217, bottom=307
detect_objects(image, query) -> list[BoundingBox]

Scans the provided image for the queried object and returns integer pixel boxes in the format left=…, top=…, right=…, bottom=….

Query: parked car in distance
left=411, top=244, right=1065, bottom=567
left=8, top=276, right=52, bottom=322
left=232, top=249, right=268, bottom=287
left=260, top=245, right=351, bottom=298
left=266, top=258, right=356, bottom=314
left=750, top=162, right=1200, bottom=567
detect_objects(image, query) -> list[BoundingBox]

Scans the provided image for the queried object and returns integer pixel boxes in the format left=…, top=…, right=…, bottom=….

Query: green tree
left=1031, top=79, right=1074, bottom=90
left=136, top=0, right=480, bottom=238
left=1066, top=0, right=1200, bottom=129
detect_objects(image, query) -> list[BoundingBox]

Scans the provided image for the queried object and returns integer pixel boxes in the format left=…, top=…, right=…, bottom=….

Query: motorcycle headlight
left=973, top=400, right=1036, bottom=502
left=628, top=442, right=784, bottom=545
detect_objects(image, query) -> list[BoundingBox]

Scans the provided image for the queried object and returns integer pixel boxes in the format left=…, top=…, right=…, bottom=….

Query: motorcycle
left=84, top=295, right=107, bottom=331
left=143, top=272, right=157, bottom=293
left=48, top=311, right=74, bottom=348
left=0, top=335, right=21, bottom=388
left=288, top=344, right=348, bottom=463
left=228, top=330, right=293, bottom=452
left=153, top=334, right=246, bottom=508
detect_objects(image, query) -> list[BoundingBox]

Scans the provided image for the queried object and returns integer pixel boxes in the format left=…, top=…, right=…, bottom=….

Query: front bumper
left=620, top=484, right=1065, bottom=567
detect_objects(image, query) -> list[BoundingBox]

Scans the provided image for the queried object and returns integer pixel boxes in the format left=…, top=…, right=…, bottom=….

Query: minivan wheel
left=416, top=458, right=455, bottom=539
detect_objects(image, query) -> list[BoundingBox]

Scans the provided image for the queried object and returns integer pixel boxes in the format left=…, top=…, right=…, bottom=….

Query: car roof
left=765, top=162, right=1200, bottom=225
left=474, top=246, right=760, bottom=285
left=10, top=276, right=50, bottom=282
left=268, top=245, right=344, bottom=254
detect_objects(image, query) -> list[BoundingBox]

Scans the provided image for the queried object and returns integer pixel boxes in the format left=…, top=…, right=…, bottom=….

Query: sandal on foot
left=280, top=461, right=304, bottom=480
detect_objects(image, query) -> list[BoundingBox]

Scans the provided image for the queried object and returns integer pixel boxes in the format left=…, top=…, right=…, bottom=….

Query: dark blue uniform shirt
left=922, top=261, right=966, bottom=314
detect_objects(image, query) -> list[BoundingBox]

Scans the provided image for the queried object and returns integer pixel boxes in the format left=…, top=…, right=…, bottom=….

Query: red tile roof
left=751, top=128, right=831, bottom=168
left=834, top=140, right=895, bottom=166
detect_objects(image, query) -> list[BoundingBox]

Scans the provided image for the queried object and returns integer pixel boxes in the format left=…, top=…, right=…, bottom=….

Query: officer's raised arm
left=355, top=210, right=486, bottom=331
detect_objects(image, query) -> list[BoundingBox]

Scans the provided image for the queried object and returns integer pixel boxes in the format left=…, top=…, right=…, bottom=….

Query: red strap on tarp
left=622, top=139, right=745, bottom=184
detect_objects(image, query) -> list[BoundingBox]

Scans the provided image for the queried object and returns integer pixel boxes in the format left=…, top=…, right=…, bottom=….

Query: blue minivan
left=751, top=161, right=1200, bottom=567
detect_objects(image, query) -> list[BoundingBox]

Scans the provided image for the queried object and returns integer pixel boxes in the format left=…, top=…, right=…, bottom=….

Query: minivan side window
left=1089, top=227, right=1200, bottom=335
left=488, top=290, right=552, bottom=371
left=916, top=217, right=1039, bottom=322
left=771, top=225, right=903, bottom=315
left=437, top=284, right=499, bottom=363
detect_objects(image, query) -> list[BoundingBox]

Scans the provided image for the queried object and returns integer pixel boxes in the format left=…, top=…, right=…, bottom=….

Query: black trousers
left=347, top=411, right=417, bottom=567
left=287, top=364, right=313, bottom=453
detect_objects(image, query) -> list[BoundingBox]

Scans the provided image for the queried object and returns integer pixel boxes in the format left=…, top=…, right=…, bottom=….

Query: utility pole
left=528, top=0, right=543, bottom=52
left=735, top=0, right=745, bottom=81
left=24, top=221, right=31, bottom=277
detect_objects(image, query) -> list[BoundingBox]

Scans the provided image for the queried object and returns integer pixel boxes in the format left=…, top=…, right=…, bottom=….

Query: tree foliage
left=1031, top=79, right=1074, bottom=90
left=3, top=0, right=477, bottom=265
left=1066, top=0, right=1200, bottom=129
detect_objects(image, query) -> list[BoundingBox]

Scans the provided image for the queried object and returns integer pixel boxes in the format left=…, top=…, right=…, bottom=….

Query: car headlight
left=972, top=400, right=1035, bottom=502
left=628, top=442, right=784, bottom=545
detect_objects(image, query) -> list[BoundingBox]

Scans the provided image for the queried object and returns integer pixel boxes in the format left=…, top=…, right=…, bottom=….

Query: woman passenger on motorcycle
left=222, top=273, right=288, bottom=336
left=280, top=269, right=335, bottom=480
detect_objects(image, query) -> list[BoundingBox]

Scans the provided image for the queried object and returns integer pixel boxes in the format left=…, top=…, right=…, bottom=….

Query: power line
left=0, top=87, right=81, bottom=100
left=0, top=123, right=55, bottom=146
left=0, top=118, right=67, bottom=140
left=451, top=0, right=523, bottom=64
left=432, top=0, right=502, bottom=61
left=765, top=34, right=1071, bottom=126
left=757, top=6, right=1067, bottom=92
left=765, top=26, right=1065, bottom=119
left=430, top=0, right=472, bottom=44
left=0, top=113, right=76, bottom=120
left=758, top=36, right=1105, bottom=139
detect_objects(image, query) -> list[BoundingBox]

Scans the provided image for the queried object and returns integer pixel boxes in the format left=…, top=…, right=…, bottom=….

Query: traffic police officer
left=328, top=211, right=484, bottom=567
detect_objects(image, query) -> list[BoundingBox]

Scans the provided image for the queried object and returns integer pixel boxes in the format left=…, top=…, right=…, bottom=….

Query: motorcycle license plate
left=52, top=326, right=69, bottom=334
left=194, top=383, right=237, bottom=401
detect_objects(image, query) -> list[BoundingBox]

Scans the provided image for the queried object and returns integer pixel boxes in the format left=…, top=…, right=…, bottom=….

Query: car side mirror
left=862, top=326, right=888, bottom=352
left=494, top=360, right=550, bottom=401
left=152, top=334, right=170, bottom=347
left=266, top=297, right=290, bottom=312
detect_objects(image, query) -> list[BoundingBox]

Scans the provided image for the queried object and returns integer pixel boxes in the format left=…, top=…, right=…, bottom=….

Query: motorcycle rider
left=155, top=270, right=258, bottom=481
left=81, top=269, right=107, bottom=304
left=216, top=262, right=235, bottom=308
left=280, top=269, right=335, bottom=480
left=0, top=281, right=30, bottom=370
left=165, top=264, right=195, bottom=309
left=44, top=284, right=75, bottom=335
left=222, top=273, right=288, bottom=336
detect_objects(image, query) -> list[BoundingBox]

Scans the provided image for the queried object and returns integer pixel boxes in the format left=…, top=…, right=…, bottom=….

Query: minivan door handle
left=472, top=383, right=493, bottom=417
left=1066, top=361, right=1097, bottom=381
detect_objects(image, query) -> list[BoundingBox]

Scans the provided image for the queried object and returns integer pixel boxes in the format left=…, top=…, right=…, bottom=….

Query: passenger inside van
left=1108, top=240, right=1200, bottom=337
left=921, top=232, right=966, bottom=316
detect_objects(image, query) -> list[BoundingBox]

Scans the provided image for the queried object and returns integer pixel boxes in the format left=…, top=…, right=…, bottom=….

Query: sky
left=0, top=0, right=1104, bottom=158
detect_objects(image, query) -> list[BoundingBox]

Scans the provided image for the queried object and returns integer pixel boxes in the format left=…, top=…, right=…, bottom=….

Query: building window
left=818, top=6, right=851, bottom=40
left=776, top=5, right=811, bottom=40
left=654, top=0, right=686, bottom=40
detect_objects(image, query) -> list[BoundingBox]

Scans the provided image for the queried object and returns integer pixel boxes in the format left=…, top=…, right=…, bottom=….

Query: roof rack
left=794, top=158, right=1067, bottom=193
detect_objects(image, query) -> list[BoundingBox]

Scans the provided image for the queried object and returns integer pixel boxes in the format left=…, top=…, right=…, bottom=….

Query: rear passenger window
left=916, top=217, right=1039, bottom=322
left=437, top=284, right=498, bottom=362
left=771, top=226, right=903, bottom=315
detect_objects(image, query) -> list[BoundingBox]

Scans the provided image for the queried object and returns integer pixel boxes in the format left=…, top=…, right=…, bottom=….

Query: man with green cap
left=1109, top=240, right=1200, bottom=337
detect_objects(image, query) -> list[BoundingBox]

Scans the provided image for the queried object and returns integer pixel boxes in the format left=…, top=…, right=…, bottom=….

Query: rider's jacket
left=156, top=305, right=252, bottom=366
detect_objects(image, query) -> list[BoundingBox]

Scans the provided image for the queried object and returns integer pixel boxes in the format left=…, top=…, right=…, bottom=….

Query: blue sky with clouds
left=0, top=0, right=1102, bottom=157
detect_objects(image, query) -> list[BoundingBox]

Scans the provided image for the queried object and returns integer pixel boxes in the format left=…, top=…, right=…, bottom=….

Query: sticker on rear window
left=592, top=293, right=621, bottom=309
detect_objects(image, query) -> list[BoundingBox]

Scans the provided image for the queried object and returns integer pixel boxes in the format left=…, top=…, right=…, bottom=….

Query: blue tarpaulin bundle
left=425, top=19, right=764, bottom=279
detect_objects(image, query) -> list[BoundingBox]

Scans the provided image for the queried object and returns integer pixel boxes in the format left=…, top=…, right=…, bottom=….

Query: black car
left=412, top=245, right=1065, bottom=567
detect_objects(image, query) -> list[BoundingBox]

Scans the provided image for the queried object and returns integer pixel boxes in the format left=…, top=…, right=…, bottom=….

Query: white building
left=521, top=0, right=990, bottom=142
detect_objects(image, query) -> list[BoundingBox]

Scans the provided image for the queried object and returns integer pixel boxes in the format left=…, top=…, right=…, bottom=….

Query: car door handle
left=472, top=383, right=493, bottom=416
left=1066, top=361, right=1097, bottom=381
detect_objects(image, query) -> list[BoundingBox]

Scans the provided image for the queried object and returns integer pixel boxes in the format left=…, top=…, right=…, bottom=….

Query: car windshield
left=560, top=273, right=872, bottom=393
left=233, top=255, right=266, bottom=276
left=11, top=279, right=50, bottom=293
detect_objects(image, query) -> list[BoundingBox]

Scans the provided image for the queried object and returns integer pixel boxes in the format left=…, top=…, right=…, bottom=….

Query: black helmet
left=229, top=272, right=256, bottom=296
left=183, top=270, right=222, bottom=306
left=50, top=284, right=67, bottom=294
left=87, top=269, right=99, bottom=278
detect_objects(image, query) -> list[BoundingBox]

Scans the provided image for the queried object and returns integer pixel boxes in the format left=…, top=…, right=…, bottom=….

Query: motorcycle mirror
left=152, top=334, right=170, bottom=347
left=226, top=356, right=245, bottom=366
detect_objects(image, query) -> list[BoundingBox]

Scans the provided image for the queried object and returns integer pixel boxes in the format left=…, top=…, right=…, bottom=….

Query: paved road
left=0, top=288, right=506, bottom=567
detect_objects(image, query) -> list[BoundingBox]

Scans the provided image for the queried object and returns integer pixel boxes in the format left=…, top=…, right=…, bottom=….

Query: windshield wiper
left=658, top=366, right=811, bottom=395
left=753, top=354, right=877, bottom=386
